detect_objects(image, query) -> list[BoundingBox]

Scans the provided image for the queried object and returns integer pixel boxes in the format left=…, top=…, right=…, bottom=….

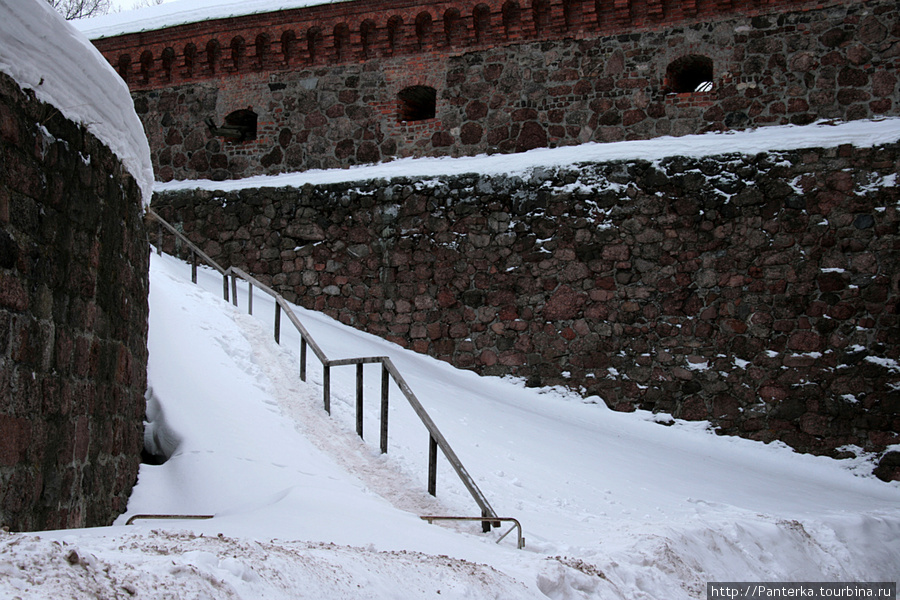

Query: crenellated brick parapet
left=93, top=0, right=842, bottom=91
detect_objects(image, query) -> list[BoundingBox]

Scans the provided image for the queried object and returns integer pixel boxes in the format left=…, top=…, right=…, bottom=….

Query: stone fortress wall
left=0, top=72, right=150, bottom=531
left=151, top=138, right=900, bottom=462
left=90, top=0, right=900, bottom=181
left=89, top=0, right=899, bottom=471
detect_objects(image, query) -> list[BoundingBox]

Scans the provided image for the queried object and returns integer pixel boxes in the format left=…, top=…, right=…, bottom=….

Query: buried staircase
left=140, top=208, right=523, bottom=549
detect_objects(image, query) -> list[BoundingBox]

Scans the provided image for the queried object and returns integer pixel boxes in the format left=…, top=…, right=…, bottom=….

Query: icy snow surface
left=2, top=252, right=898, bottom=599
left=0, top=1, right=154, bottom=204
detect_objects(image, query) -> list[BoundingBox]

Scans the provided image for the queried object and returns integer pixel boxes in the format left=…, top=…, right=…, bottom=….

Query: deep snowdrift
left=3, top=250, right=897, bottom=599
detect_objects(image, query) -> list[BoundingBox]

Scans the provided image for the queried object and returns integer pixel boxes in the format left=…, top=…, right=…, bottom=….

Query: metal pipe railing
left=420, top=516, right=524, bottom=549
left=146, top=209, right=500, bottom=531
left=126, top=514, right=214, bottom=525
left=227, top=266, right=499, bottom=531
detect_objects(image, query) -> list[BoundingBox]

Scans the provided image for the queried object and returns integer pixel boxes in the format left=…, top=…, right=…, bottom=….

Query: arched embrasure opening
left=387, top=16, right=403, bottom=54
left=160, top=47, right=175, bottom=81
left=307, top=27, right=323, bottom=63
left=532, top=0, right=551, bottom=35
left=474, top=4, right=491, bottom=44
left=502, top=0, right=520, bottom=37
left=183, top=43, right=197, bottom=76
left=230, top=36, right=246, bottom=71
left=444, top=8, right=463, bottom=46
left=361, top=19, right=377, bottom=58
left=334, top=23, right=351, bottom=61
left=255, top=33, right=271, bottom=70
left=206, top=39, right=221, bottom=74
left=398, top=85, right=436, bottom=122
left=281, top=30, right=297, bottom=64
left=206, top=107, right=258, bottom=142
left=415, top=12, right=433, bottom=49
left=117, top=54, right=131, bottom=82
left=666, top=55, right=714, bottom=93
left=139, top=50, right=153, bottom=84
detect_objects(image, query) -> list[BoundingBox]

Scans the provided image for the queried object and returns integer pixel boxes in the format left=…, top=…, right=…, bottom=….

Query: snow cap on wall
left=0, top=0, right=154, bottom=205
left=73, top=0, right=343, bottom=40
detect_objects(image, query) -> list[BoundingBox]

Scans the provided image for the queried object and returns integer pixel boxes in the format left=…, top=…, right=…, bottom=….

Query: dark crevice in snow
left=142, top=388, right=181, bottom=465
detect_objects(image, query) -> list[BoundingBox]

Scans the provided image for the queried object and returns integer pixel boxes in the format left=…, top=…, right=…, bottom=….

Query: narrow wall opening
left=206, top=107, right=258, bottom=142
left=398, top=85, right=436, bottom=121
left=666, top=55, right=713, bottom=93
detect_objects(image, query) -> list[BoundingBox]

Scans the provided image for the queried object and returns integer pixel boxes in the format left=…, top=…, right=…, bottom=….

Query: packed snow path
left=2, top=251, right=898, bottom=599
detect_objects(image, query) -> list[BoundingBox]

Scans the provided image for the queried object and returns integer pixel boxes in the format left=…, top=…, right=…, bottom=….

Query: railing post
left=300, top=337, right=307, bottom=382
left=191, top=251, right=198, bottom=284
left=274, top=302, right=281, bottom=344
left=428, top=434, right=438, bottom=497
left=323, top=362, right=331, bottom=414
left=248, top=282, right=253, bottom=315
left=231, top=275, right=238, bottom=307
left=156, top=222, right=163, bottom=255
left=380, top=363, right=389, bottom=454
left=356, top=363, right=364, bottom=439
left=222, top=274, right=229, bottom=302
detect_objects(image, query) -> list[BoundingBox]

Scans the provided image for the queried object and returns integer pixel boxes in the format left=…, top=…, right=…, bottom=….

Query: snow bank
left=74, top=0, right=347, bottom=39
left=155, top=118, right=900, bottom=193
left=0, top=530, right=540, bottom=600
left=0, top=0, right=153, bottom=204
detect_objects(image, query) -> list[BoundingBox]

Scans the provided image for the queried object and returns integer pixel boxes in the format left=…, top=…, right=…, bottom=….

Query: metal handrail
left=225, top=266, right=499, bottom=530
left=126, top=514, right=214, bottom=525
left=420, top=516, right=525, bottom=549
left=146, top=208, right=500, bottom=531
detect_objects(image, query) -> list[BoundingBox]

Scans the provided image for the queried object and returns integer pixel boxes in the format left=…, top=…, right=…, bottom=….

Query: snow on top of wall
left=73, top=0, right=345, bottom=39
left=155, top=118, right=900, bottom=193
left=0, top=0, right=154, bottom=205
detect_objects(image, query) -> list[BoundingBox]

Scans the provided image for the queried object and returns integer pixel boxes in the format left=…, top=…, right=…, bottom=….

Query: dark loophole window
left=139, top=50, right=153, bottom=84
left=387, top=16, right=403, bottom=54
left=117, top=54, right=131, bottom=82
left=415, top=12, right=432, bottom=49
left=184, top=43, right=197, bottom=76
left=666, top=55, right=714, bottom=93
left=398, top=85, right=436, bottom=122
left=206, top=107, right=258, bottom=142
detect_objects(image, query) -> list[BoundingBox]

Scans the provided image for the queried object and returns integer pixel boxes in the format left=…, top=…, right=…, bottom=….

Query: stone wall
left=152, top=140, right=900, bottom=458
left=0, top=73, right=150, bottom=531
left=110, top=0, right=899, bottom=182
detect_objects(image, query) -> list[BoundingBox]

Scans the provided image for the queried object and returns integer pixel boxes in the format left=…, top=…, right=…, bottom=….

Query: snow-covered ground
left=3, top=246, right=898, bottom=599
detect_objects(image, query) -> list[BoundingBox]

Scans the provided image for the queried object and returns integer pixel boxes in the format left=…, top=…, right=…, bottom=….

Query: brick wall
left=151, top=140, right=900, bottom=459
left=99, top=0, right=899, bottom=181
left=0, top=73, right=149, bottom=531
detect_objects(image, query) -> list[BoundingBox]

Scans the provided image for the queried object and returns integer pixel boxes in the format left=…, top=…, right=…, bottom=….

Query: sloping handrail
left=145, top=208, right=500, bottom=531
